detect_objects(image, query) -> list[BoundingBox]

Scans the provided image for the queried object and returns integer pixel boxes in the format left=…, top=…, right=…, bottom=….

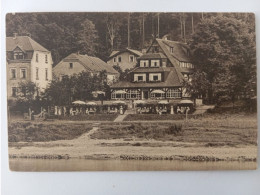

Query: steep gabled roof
left=108, top=48, right=143, bottom=60
left=138, top=52, right=167, bottom=60
left=161, top=39, right=191, bottom=62
left=60, top=53, right=118, bottom=74
left=111, top=69, right=182, bottom=89
left=156, top=38, right=184, bottom=83
left=6, top=36, right=49, bottom=52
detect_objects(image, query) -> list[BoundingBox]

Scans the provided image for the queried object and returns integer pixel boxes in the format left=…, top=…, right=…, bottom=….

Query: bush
left=167, top=124, right=183, bottom=135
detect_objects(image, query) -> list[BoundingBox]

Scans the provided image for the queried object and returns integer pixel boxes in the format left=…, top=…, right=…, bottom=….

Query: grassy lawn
left=91, top=114, right=257, bottom=146
left=57, top=114, right=118, bottom=121
left=8, top=121, right=92, bottom=142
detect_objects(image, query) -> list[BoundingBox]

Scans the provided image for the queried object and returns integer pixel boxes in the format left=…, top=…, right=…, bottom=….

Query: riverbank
left=8, top=114, right=257, bottom=170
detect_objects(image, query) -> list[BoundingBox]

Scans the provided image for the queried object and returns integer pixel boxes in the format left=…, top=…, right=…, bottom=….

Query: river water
left=9, top=159, right=256, bottom=171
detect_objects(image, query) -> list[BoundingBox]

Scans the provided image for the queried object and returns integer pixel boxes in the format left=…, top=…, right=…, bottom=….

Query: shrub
left=167, top=124, right=183, bottom=135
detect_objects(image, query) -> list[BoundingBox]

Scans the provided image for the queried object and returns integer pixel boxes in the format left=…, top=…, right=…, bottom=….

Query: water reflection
left=9, top=159, right=256, bottom=171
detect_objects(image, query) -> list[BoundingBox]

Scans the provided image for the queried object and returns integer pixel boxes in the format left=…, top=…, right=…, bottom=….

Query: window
left=21, top=87, right=26, bottom=97
left=45, top=68, right=48, bottom=81
left=69, top=63, right=73, bottom=69
left=11, top=87, right=17, bottom=97
left=113, top=57, right=117, bottom=63
left=36, top=53, right=39, bottom=62
left=118, top=56, right=122, bottom=62
left=170, top=47, right=174, bottom=53
left=166, top=89, right=181, bottom=98
left=126, top=89, right=141, bottom=99
left=149, top=73, right=161, bottom=82
left=162, top=61, right=167, bottom=67
left=151, top=91, right=165, bottom=99
left=151, top=60, right=160, bottom=67
left=134, top=74, right=146, bottom=82
left=10, top=68, right=16, bottom=79
left=140, top=60, right=149, bottom=67
left=111, top=90, right=125, bottom=99
left=45, top=54, right=48, bottom=63
left=129, top=55, right=134, bottom=62
left=14, top=52, right=24, bottom=59
left=36, top=67, right=39, bottom=80
left=20, top=68, right=26, bottom=79
left=138, top=76, right=143, bottom=81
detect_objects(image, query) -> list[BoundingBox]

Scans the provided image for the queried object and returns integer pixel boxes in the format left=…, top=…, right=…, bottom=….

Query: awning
left=112, top=100, right=126, bottom=105
left=72, top=100, right=86, bottom=105
left=179, top=100, right=193, bottom=104
left=158, top=100, right=169, bottom=104
left=92, top=91, right=105, bottom=95
left=134, top=100, right=147, bottom=104
left=86, top=101, right=97, bottom=105
left=151, top=89, right=165, bottom=94
left=114, top=90, right=127, bottom=94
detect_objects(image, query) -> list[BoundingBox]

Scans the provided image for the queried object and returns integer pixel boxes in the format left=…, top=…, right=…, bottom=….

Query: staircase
left=113, top=110, right=133, bottom=122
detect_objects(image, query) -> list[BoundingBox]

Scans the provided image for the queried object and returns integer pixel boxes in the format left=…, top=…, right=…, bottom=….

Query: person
left=186, top=107, right=190, bottom=114
left=70, top=107, right=73, bottom=116
left=120, top=105, right=123, bottom=115
left=177, top=106, right=182, bottom=114
left=31, top=110, right=35, bottom=120
left=158, top=107, right=162, bottom=115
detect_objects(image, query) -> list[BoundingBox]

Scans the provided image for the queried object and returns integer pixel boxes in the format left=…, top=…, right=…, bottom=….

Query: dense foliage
left=43, top=71, right=110, bottom=106
left=6, top=12, right=204, bottom=64
left=187, top=14, right=256, bottom=103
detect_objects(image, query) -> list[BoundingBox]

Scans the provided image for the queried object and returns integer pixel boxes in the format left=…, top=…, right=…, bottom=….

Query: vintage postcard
left=6, top=12, right=257, bottom=171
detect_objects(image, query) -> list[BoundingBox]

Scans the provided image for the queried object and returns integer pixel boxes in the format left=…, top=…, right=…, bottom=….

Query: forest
left=6, top=12, right=256, bottom=106
left=6, top=12, right=221, bottom=65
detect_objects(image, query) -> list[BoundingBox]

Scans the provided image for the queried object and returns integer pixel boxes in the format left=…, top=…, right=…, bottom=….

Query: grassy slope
left=8, top=122, right=92, bottom=142
left=91, top=114, right=257, bottom=146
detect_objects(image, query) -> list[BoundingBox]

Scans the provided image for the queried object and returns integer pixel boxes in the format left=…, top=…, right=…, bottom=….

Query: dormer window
left=14, top=52, right=24, bottom=59
left=151, top=60, right=160, bottom=67
left=149, top=73, right=161, bottom=82
left=140, top=60, right=149, bottom=67
left=138, top=76, right=143, bottom=81
left=134, top=73, right=146, bottom=82
left=170, top=47, right=174, bottom=53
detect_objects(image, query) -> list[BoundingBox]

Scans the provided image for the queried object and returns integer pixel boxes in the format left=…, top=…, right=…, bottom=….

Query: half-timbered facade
left=110, top=38, right=194, bottom=100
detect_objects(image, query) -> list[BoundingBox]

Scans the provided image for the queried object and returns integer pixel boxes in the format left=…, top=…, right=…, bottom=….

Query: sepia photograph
left=6, top=12, right=257, bottom=171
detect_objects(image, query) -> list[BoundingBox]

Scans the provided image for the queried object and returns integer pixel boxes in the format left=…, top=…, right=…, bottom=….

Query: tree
left=183, top=71, right=210, bottom=100
left=43, top=71, right=110, bottom=106
left=13, top=81, right=41, bottom=112
left=189, top=14, right=256, bottom=103
left=77, top=19, right=99, bottom=56
left=112, top=65, right=131, bottom=81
